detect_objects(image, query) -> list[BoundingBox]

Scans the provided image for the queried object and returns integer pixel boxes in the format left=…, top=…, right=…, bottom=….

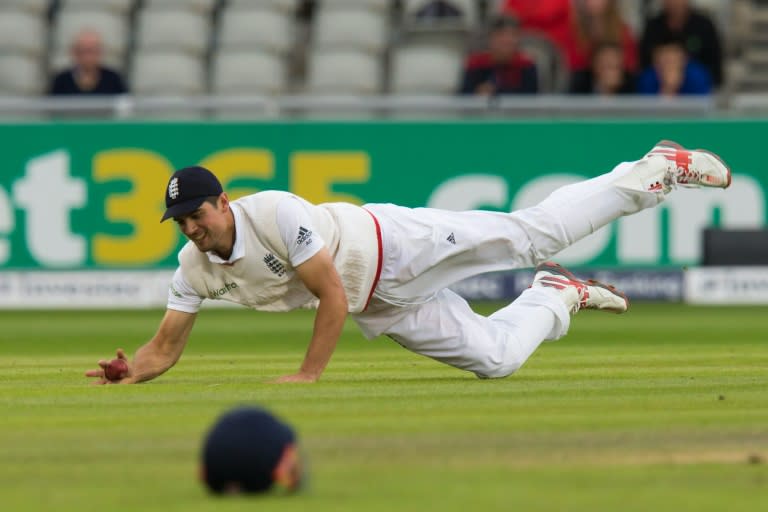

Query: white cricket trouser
left=352, top=157, right=667, bottom=378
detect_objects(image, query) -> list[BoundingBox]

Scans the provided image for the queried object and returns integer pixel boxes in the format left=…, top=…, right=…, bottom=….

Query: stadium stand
left=211, top=51, right=287, bottom=96
left=131, top=51, right=205, bottom=96
left=0, top=0, right=762, bottom=117
left=313, top=6, right=390, bottom=55
left=306, top=48, right=383, bottom=95
left=0, top=54, right=44, bottom=96
left=135, top=8, right=210, bottom=57
left=0, top=0, right=49, bottom=15
left=227, top=0, right=301, bottom=13
left=323, top=0, right=391, bottom=11
left=391, top=43, right=463, bottom=94
left=402, top=0, right=480, bottom=30
left=217, top=6, right=296, bottom=55
left=142, top=0, right=217, bottom=14
left=59, top=0, right=135, bottom=15
left=0, top=9, right=46, bottom=58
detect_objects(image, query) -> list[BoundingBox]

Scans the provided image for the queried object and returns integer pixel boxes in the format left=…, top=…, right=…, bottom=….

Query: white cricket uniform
left=168, top=157, right=666, bottom=378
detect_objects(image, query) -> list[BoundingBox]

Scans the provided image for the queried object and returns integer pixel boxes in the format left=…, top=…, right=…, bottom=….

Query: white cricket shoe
left=645, top=139, right=732, bottom=191
left=531, top=262, right=629, bottom=315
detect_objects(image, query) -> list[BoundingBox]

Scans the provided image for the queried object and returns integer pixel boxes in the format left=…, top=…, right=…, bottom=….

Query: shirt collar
left=205, top=203, right=245, bottom=265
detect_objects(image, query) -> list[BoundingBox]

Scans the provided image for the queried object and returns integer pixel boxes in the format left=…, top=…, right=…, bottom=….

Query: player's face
left=174, top=196, right=231, bottom=254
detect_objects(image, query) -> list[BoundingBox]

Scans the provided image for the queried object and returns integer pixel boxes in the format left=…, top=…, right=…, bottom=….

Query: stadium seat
left=314, top=7, right=389, bottom=55
left=52, top=8, right=129, bottom=65
left=135, top=9, right=210, bottom=56
left=402, top=0, right=479, bottom=30
left=390, top=44, right=462, bottom=94
left=0, top=0, right=49, bottom=15
left=227, top=0, right=300, bottom=14
left=321, top=0, right=391, bottom=12
left=0, top=55, right=44, bottom=96
left=58, top=0, right=135, bottom=14
left=519, top=34, right=568, bottom=93
left=211, top=51, right=287, bottom=96
left=218, top=8, right=295, bottom=55
left=0, top=10, right=46, bottom=57
left=306, top=49, right=382, bottom=95
left=142, top=0, right=217, bottom=14
left=131, top=51, right=205, bottom=95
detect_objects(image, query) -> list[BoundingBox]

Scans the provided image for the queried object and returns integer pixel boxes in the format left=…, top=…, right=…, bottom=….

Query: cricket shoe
left=531, top=262, right=629, bottom=315
left=644, top=139, right=732, bottom=191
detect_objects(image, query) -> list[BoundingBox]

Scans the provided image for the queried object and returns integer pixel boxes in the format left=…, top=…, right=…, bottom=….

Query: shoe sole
left=535, top=262, right=630, bottom=314
left=652, top=140, right=732, bottom=189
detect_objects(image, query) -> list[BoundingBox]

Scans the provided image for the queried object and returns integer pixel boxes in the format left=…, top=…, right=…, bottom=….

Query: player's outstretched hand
left=270, top=372, right=319, bottom=384
left=85, top=348, right=133, bottom=385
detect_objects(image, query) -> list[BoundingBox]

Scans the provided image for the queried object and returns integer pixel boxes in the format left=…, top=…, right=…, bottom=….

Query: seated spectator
left=415, top=0, right=463, bottom=20
left=502, top=0, right=636, bottom=77
left=500, top=0, right=572, bottom=56
left=459, top=16, right=538, bottom=96
left=569, top=0, right=637, bottom=74
left=570, top=42, right=635, bottom=95
left=640, top=0, right=723, bottom=87
left=637, top=37, right=712, bottom=96
left=49, top=29, right=127, bottom=96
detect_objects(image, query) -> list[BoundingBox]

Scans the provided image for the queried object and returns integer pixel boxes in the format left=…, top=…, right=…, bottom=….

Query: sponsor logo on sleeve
left=296, top=226, right=313, bottom=247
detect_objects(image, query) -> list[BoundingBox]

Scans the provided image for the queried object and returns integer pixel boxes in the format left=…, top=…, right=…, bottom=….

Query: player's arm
left=85, top=309, right=197, bottom=385
left=272, top=247, right=348, bottom=383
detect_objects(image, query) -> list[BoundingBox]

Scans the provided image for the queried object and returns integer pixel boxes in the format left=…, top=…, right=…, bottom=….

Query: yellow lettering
left=199, top=149, right=274, bottom=200
left=290, top=152, right=369, bottom=204
left=92, top=150, right=176, bottom=265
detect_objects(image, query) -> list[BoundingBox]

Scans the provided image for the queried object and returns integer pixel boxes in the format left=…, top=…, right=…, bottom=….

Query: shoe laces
left=537, top=275, right=588, bottom=314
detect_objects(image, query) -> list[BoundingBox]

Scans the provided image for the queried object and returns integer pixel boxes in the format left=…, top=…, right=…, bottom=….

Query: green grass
left=0, top=304, right=766, bottom=511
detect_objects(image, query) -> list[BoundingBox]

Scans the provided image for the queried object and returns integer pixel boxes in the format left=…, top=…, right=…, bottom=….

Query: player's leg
left=354, top=265, right=627, bottom=379
left=508, top=141, right=731, bottom=262
left=371, top=141, right=731, bottom=302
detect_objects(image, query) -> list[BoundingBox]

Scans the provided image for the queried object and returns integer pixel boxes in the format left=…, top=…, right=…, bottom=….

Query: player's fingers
left=90, top=378, right=108, bottom=386
left=116, top=348, right=127, bottom=360
left=85, top=368, right=105, bottom=378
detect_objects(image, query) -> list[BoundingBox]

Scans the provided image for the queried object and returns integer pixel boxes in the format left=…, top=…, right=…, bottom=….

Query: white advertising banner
left=0, top=271, right=174, bottom=309
left=684, top=267, right=768, bottom=305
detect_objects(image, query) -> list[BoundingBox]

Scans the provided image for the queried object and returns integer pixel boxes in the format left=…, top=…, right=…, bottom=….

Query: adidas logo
left=297, top=226, right=313, bottom=246
left=447, top=232, right=456, bottom=245
left=263, top=253, right=286, bottom=277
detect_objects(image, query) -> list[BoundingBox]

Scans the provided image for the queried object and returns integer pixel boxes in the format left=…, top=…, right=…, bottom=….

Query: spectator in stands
left=637, top=36, right=712, bottom=96
left=500, top=0, right=572, bottom=57
left=570, top=42, right=635, bottom=95
left=502, top=0, right=636, bottom=85
left=569, top=0, right=637, bottom=74
left=415, top=0, right=463, bottom=20
left=459, top=16, right=538, bottom=96
left=640, top=0, right=723, bottom=87
left=49, top=29, right=127, bottom=96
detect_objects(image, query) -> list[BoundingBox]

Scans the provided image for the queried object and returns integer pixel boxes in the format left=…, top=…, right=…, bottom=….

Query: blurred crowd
left=25, top=0, right=726, bottom=99
left=460, top=0, right=722, bottom=97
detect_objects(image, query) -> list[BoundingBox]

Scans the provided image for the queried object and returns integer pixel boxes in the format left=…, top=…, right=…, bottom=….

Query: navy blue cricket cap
left=201, top=406, right=298, bottom=494
left=161, top=166, right=223, bottom=222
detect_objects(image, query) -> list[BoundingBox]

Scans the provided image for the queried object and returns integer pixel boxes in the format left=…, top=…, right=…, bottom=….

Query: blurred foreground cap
left=201, top=406, right=300, bottom=494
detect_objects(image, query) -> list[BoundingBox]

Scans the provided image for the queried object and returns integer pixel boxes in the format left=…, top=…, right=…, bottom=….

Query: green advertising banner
left=0, top=119, right=764, bottom=270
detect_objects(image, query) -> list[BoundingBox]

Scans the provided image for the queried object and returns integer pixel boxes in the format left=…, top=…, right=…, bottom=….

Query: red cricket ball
left=104, top=358, right=129, bottom=381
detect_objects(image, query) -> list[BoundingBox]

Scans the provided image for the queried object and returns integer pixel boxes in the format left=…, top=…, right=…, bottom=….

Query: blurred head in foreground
left=201, top=406, right=304, bottom=495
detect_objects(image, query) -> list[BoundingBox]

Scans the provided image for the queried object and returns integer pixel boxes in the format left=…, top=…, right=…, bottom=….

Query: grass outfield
left=1, top=304, right=766, bottom=511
